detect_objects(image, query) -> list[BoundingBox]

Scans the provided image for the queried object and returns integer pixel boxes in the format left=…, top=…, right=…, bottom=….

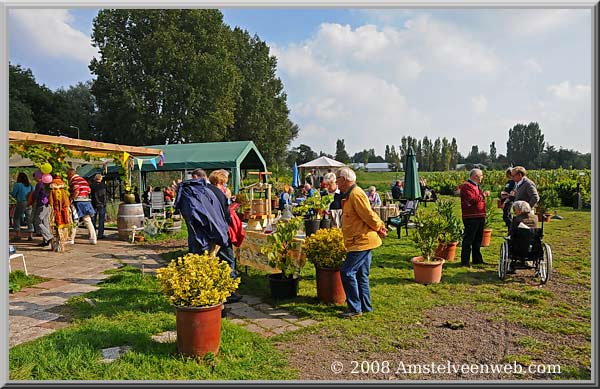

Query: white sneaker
left=89, top=239, right=97, bottom=245
left=66, top=240, right=75, bottom=244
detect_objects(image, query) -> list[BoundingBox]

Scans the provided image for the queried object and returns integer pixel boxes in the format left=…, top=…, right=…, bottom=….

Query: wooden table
left=235, top=230, right=306, bottom=274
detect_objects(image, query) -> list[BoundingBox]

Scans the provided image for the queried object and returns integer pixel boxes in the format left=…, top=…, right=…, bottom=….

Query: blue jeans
left=218, top=243, right=238, bottom=279
left=92, top=206, right=106, bottom=238
left=341, top=250, right=373, bottom=313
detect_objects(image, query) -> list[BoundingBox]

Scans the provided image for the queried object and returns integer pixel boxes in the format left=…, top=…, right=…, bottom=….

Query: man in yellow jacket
left=336, top=167, right=388, bottom=318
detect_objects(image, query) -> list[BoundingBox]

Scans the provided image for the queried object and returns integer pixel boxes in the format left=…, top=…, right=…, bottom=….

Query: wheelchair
left=498, top=223, right=552, bottom=284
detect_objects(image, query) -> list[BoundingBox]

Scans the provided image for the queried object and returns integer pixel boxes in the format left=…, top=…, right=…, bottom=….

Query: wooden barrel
left=117, top=203, right=145, bottom=241
left=251, top=199, right=266, bottom=215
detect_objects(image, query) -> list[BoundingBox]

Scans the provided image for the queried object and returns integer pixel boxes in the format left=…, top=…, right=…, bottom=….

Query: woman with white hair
left=509, top=200, right=538, bottom=236
left=366, top=186, right=382, bottom=208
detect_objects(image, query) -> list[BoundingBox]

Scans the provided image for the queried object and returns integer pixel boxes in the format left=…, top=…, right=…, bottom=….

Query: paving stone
left=295, top=319, right=318, bottom=327
left=233, top=307, right=269, bottom=320
left=243, top=323, right=266, bottom=335
left=100, top=346, right=132, bottom=363
left=226, top=318, right=247, bottom=326
left=253, top=317, right=290, bottom=330
left=270, top=324, right=300, bottom=335
left=36, top=320, right=69, bottom=330
left=9, top=326, right=54, bottom=347
left=151, top=331, right=177, bottom=343
left=240, top=295, right=262, bottom=305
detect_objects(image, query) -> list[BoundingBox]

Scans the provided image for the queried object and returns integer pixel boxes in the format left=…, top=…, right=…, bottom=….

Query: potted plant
left=261, top=216, right=304, bottom=298
left=411, top=209, right=446, bottom=284
left=295, top=193, right=334, bottom=236
left=537, top=187, right=560, bottom=222
left=156, top=249, right=240, bottom=358
left=481, top=197, right=496, bottom=247
left=434, top=200, right=462, bottom=261
left=304, top=227, right=347, bottom=305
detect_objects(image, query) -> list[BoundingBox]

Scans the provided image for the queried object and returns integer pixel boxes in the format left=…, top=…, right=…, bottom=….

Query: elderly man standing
left=509, top=166, right=539, bottom=209
left=67, top=168, right=97, bottom=245
left=460, top=168, right=490, bottom=267
left=336, top=167, right=387, bottom=318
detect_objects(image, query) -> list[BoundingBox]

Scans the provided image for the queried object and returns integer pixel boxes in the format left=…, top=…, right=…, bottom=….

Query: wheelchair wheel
left=498, top=241, right=509, bottom=280
left=538, top=242, right=552, bottom=284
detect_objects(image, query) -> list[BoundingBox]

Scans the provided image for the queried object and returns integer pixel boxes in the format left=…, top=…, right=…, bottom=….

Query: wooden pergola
left=9, top=131, right=163, bottom=166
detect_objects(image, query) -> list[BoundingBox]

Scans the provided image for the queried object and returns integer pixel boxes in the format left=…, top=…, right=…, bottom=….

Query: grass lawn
left=9, top=196, right=591, bottom=380
left=9, top=271, right=49, bottom=294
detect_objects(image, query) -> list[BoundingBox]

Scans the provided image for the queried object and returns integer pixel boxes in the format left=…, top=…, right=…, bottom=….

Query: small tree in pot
left=411, top=209, right=446, bottom=284
left=261, top=216, right=304, bottom=298
left=434, top=199, right=462, bottom=261
left=304, top=227, right=347, bottom=304
left=536, top=187, right=560, bottom=222
left=294, top=193, right=334, bottom=235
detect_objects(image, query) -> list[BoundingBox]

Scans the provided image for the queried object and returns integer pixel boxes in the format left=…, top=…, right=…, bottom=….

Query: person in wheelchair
left=507, top=200, right=538, bottom=273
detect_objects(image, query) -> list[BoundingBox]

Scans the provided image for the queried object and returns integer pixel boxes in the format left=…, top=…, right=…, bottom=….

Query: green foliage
left=537, top=187, right=561, bottom=214
left=9, top=143, right=74, bottom=181
left=484, top=196, right=497, bottom=228
left=9, top=271, right=49, bottom=293
left=156, top=252, right=240, bottom=307
left=304, top=227, right=347, bottom=269
left=507, top=122, right=545, bottom=168
left=294, top=192, right=334, bottom=220
left=435, top=199, right=463, bottom=244
left=261, top=216, right=303, bottom=278
left=412, top=209, right=446, bottom=261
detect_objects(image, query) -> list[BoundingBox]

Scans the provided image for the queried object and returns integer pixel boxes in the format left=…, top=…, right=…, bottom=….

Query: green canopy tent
left=78, top=141, right=267, bottom=194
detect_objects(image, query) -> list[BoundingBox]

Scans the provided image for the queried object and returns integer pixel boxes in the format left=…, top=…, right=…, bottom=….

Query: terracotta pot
left=411, top=256, right=445, bottom=284
left=176, top=303, right=222, bottom=358
left=268, top=273, right=299, bottom=299
left=537, top=213, right=543, bottom=222
left=315, top=267, right=346, bottom=305
left=544, top=213, right=552, bottom=222
left=435, top=241, right=458, bottom=261
left=481, top=228, right=492, bottom=247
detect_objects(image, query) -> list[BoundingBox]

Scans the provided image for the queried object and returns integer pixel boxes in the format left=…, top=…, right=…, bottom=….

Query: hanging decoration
left=150, top=158, right=157, bottom=170
left=137, top=158, right=143, bottom=170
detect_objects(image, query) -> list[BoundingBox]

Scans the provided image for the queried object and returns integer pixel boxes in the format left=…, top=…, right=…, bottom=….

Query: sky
left=7, top=7, right=593, bottom=157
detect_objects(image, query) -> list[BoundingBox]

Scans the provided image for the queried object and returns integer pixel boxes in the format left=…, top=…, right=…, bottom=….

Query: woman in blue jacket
left=10, top=172, right=34, bottom=241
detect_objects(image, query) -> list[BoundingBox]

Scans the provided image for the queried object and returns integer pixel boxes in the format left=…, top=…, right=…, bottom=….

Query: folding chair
left=149, top=191, right=166, bottom=218
left=9, top=253, right=28, bottom=275
left=387, top=200, right=419, bottom=238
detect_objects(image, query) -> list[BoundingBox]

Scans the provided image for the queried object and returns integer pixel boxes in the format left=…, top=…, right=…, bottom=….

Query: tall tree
left=335, top=139, right=351, bottom=163
left=54, top=81, right=97, bottom=140
left=450, top=137, right=459, bottom=169
left=506, top=122, right=545, bottom=168
left=432, top=138, right=442, bottom=171
left=489, top=141, right=497, bottom=163
left=441, top=137, right=451, bottom=171
left=90, top=9, right=241, bottom=146
left=227, top=28, right=296, bottom=164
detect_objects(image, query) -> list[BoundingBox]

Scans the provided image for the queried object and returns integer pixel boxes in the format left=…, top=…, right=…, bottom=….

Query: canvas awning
left=9, top=131, right=163, bottom=167
left=298, top=156, right=346, bottom=168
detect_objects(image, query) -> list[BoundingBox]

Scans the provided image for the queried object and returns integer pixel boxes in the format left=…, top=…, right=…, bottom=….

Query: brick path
left=9, top=229, right=316, bottom=349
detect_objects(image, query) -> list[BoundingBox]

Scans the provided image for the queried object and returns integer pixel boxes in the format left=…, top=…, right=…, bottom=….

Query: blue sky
left=7, top=7, right=593, bottom=157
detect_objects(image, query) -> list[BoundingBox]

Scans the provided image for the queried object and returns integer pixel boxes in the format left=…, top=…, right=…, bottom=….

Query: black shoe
left=473, top=261, right=485, bottom=265
left=97, top=236, right=105, bottom=240
left=507, top=267, right=516, bottom=274
left=37, top=240, right=50, bottom=247
left=461, top=263, right=471, bottom=267
left=338, top=310, right=362, bottom=319
left=225, top=292, right=243, bottom=304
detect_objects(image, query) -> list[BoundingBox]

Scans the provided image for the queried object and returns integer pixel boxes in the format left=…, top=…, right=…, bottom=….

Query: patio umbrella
left=292, top=162, right=300, bottom=188
left=403, top=146, right=421, bottom=200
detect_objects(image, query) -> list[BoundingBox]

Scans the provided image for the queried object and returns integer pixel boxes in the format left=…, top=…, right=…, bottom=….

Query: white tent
left=298, top=156, right=345, bottom=168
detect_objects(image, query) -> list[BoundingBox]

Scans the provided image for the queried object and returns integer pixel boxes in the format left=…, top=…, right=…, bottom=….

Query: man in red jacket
left=460, top=168, right=490, bottom=266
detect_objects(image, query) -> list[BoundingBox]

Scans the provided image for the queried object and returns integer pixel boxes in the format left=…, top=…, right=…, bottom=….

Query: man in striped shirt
left=67, top=168, right=97, bottom=244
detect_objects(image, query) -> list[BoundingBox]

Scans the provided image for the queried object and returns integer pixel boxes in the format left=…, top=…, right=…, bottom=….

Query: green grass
left=9, top=195, right=591, bottom=380
left=9, top=266, right=297, bottom=380
left=9, top=271, right=49, bottom=294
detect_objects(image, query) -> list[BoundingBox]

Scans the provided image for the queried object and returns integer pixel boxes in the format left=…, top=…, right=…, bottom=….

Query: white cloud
left=9, top=9, right=98, bottom=63
left=500, top=9, right=582, bottom=37
left=471, top=94, right=488, bottom=115
left=523, top=58, right=543, bottom=74
left=547, top=81, right=591, bottom=101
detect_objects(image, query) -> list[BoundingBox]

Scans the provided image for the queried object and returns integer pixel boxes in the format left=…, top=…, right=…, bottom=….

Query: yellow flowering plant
left=304, top=227, right=347, bottom=269
left=156, top=252, right=240, bottom=307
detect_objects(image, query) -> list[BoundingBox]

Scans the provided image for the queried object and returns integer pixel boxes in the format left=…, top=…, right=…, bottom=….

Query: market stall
left=9, top=131, right=163, bottom=251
